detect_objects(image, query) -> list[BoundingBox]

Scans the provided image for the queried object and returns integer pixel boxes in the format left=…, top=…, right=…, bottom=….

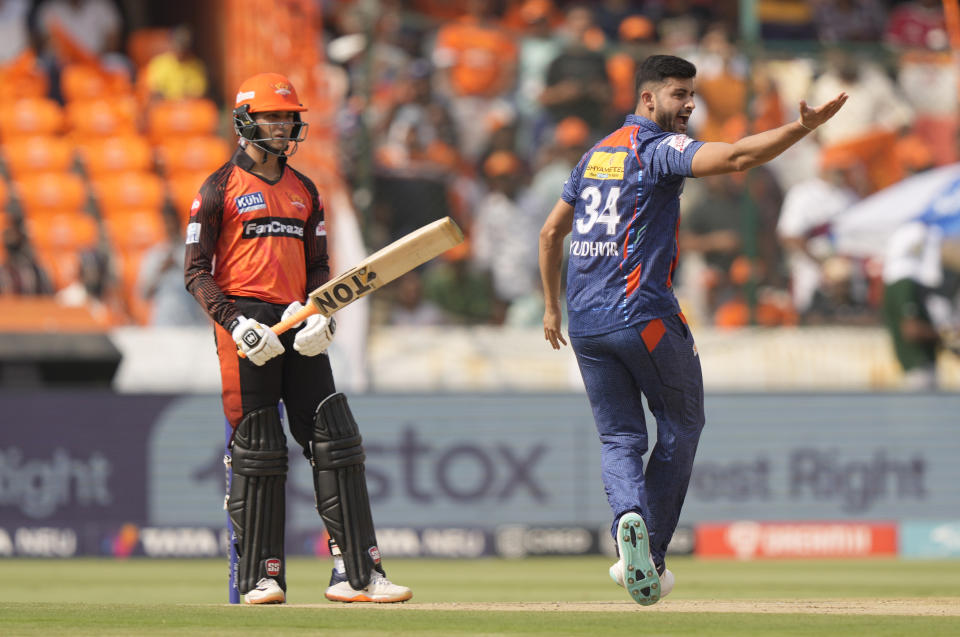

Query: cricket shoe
left=609, top=559, right=674, bottom=599
left=325, top=569, right=413, bottom=603
left=615, top=512, right=662, bottom=606
left=243, top=578, right=285, bottom=604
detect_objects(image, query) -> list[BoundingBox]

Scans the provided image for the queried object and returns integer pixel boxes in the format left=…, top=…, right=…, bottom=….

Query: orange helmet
left=235, top=72, right=307, bottom=113
left=233, top=72, right=308, bottom=157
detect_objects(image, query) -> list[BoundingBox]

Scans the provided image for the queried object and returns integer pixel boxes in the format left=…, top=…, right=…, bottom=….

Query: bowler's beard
left=654, top=112, right=675, bottom=133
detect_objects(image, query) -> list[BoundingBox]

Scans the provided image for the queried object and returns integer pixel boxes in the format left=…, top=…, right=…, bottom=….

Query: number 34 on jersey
left=570, top=185, right=622, bottom=257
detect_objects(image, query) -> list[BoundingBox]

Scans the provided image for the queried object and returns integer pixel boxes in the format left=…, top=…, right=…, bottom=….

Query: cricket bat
left=257, top=216, right=463, bottom=340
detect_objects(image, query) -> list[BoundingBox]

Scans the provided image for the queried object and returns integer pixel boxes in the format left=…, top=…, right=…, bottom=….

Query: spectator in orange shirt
left=432, top=0, right=518, bottom=159
left=691, top=24, right=746, bottom=143
left=606, top=15, right=659, bottom=121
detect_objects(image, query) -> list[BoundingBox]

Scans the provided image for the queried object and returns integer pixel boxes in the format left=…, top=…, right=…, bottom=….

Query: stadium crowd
left=320, top=0, right=959, bottom=343
left=0, top=0, right=958, bottom=372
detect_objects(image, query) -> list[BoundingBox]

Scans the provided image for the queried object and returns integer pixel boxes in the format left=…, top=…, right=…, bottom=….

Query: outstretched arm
left=539, top=198, right=575, bottom=350
left=691, top=92, right=848, bottom=177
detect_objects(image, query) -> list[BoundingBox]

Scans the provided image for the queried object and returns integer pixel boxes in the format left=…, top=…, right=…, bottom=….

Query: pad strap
left=228, top=406, right=288, bottom=595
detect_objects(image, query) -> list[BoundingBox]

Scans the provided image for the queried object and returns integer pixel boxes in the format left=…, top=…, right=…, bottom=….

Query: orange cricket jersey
left=185, top=147, right=328, bottom=328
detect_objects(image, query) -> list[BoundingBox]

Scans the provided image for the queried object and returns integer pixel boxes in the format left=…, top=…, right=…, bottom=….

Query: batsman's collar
left=233, top=145, right=288, bottom=175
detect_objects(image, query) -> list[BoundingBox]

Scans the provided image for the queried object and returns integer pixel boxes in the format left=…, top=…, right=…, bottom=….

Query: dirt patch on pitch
left=291, top=599, right=960, bottom=616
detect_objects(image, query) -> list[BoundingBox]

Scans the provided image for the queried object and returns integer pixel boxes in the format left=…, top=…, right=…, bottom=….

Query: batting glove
left=282, top=301, right=335, bottom=356
left=232, top=315, right=284, bottom=366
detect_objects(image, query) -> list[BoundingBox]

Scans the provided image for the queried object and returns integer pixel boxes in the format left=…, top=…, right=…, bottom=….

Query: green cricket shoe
left=614, top=512, right=661, bottom=606
left=610, top=560, right=674, bottom=599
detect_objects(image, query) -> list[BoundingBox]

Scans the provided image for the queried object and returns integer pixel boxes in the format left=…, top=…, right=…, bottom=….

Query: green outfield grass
left=2, top=556, right=959, bottom=636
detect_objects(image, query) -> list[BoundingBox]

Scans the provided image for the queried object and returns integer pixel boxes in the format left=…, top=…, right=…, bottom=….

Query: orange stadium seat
left=24, top=211, right=100, bottom=290
left=65, top=97, right=139, bottom=140
left=127, top=27, right=174, bottom=70
left=24, top=211, right=99, bottom=252
left=0, top=178, right=9, bottom=211
left=146, top=99, right=219, bottom=144
left=2, top=137, right=76, bottom=179
left=166, top=173, right=209, bottom=226
left=60, top=64, right=133, bottom=102
left=167, top=170, right=209, bottom=226
left=76, top=135, right=154, bottom=177
left=0, top=98, right=64, bottom=138
left=0, top=69, right=49, bottom=104
left=101, top=209, right=165, bottom=323
left=91, top=172, right=165, bottom=218
left=102, top=209, right=165, bottom=253
left=113, top=247, right=153, bottom=324
left=156, top=136, right=231, bottom=176
left=15, top=173, right=88, bottom=216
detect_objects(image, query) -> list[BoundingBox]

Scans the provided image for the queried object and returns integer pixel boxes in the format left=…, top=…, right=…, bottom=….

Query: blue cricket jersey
left=560, top=114, right=704, bottom=337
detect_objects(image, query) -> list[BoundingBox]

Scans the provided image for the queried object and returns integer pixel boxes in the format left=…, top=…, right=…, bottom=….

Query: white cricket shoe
left=609, top=559, right=674, bottom=599
left=243, top=577, right=285, bottom=604
left=325, top=569, right=413, bottom=603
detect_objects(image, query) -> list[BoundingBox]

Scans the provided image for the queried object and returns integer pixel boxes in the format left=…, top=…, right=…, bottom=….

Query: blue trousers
left=571, top=314, right=705, bottom=567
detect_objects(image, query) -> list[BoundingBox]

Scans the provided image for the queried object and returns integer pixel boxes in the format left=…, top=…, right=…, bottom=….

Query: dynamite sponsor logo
left=584, top=151, right=626, bottom=180
left=316, top=220, right=326, bottom=236
left=368, top=545, right=382, bottom=564
left=569, top=241, right=619, bottom=257
left=310, top=269, right=378, bottom=313
left=242, top=217, right=305, bottom=239
left=235, top=191, right=267, bottom=214
left=665, top=134, right=692, bottom=153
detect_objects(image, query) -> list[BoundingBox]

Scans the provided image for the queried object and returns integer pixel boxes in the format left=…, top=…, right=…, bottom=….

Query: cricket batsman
left=184, top=72, right=411, bottom=604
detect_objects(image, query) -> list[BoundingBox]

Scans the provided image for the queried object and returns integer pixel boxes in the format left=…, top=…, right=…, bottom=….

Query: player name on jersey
left=569, top=240, right=619, bottom=257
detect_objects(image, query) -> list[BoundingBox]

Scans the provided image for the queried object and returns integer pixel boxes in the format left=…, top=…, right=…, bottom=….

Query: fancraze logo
left=242, top=217, right=305, bottom=239
left=584, top=151, right=626, bottom=180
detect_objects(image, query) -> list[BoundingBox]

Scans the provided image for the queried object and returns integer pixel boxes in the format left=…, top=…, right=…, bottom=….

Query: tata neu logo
left=696, top=521, right=898, bottom=559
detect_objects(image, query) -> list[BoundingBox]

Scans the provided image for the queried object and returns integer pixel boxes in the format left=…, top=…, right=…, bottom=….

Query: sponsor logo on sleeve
left=316, top=220, right=326, bottom=237
left=191, top=195, right=201, bottom=213
left=584, top=152, right=627, bottom=180
left=665, top=134, right=692, bottom=152
left=234, top=191, right=267, bottom=214
left=185, top=222, right=201, bottom=244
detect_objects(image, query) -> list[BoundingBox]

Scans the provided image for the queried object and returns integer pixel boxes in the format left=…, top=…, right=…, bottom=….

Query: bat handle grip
left=236, top=302, right=321, bottom=359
